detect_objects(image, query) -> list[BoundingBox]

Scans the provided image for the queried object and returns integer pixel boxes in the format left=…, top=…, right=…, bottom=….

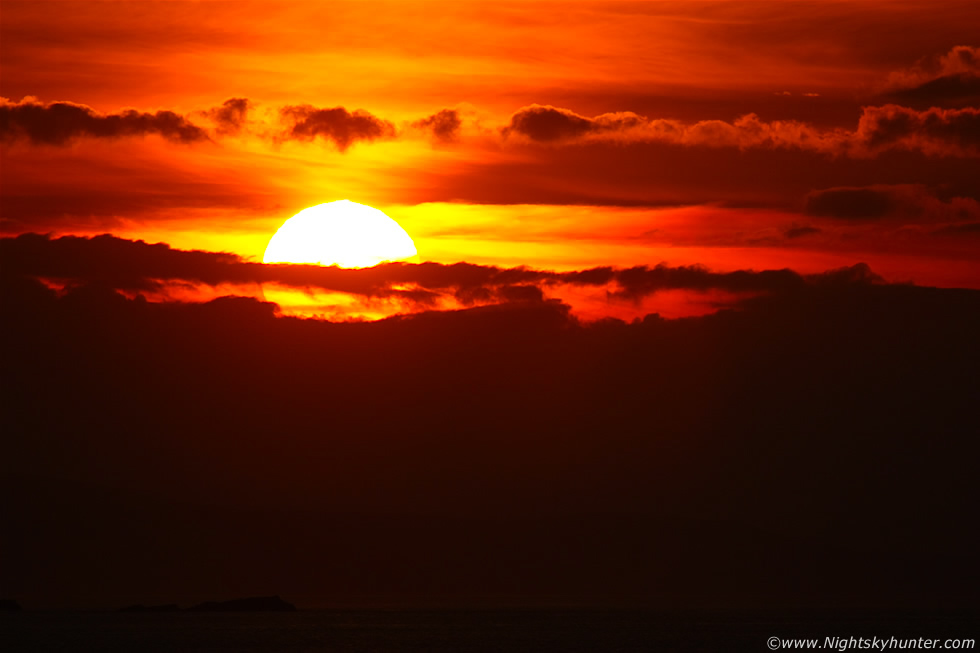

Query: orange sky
left=2, top=0, right=979, bottom=318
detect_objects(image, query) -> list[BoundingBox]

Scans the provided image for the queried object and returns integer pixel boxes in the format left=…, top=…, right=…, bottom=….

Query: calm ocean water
left=2, top=609, right=977, bottom=652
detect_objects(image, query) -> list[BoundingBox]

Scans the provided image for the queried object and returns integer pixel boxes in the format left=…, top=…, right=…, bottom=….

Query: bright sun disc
left=263, top=200, right=418, bottom=268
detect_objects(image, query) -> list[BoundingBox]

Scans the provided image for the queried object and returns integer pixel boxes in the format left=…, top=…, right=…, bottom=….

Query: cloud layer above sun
left=2, top=2, right=979, bottom=299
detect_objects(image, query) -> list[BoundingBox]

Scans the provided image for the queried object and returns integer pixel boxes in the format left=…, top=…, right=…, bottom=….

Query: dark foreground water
left=2, top=609, right=977, bottom=652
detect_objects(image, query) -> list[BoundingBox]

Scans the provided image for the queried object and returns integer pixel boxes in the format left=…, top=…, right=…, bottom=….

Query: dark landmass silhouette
left=119, top=603, right=180, bottom=612
left=2, top=255, right=977, bottom=610
left=0, top=599, right=23, bottom=611
left=186, top=596, right=297, bottom=612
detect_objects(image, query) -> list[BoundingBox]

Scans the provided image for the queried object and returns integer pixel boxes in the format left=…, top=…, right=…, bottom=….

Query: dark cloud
left=504, top=105, right=596, bottom=141
left=2, top=234, right=867, bottom=310
left=805, top=261, right=883, bottom=286
left=884, top=73, right=980, bottom=108
left=501, top=104, right=980, bottom=168
left=610, top=264, right=808, bottom=301
left=494, top=283, right=545, bottom=303
left=881, top=45, right=980, bottom=107
left=499, top=104, right=837, bottom=151
left=412, top=108, right=462, bottom=142
left=204, top=97, right=250, bottom=135
left=804, top=184, right=980, bottom=222
left=0, top=233, right=242, bottom=292
left=501, top=101, right=980, bottom=159
left=947, top=44, right=980, bottom=69
left=855, top=104, right=980, bottom=157
left=0, top=97, right=209, bottom=145
left=558, top=267, right=616, bottom=286
left=5, top=93, right=979, bottom=163
left=279, top=104, right=396, bottom=150
left=0, top=233, right=576, bottom=310
left=503, top=104, right=645, bottom=142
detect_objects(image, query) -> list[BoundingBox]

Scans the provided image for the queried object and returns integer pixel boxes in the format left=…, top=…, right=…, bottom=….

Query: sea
left=2, top=608, right=977, bottom=652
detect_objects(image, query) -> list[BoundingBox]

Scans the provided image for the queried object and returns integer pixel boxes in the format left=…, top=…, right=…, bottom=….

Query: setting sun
left=263, top=200, right=417, bottom=268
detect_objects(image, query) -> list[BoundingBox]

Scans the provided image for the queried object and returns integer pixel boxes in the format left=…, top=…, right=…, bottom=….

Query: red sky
left=2, top=0, right=979, bottom=318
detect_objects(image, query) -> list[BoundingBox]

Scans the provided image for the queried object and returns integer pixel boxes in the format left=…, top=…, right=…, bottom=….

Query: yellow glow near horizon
left=263, top=200, right=418, bottom=268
